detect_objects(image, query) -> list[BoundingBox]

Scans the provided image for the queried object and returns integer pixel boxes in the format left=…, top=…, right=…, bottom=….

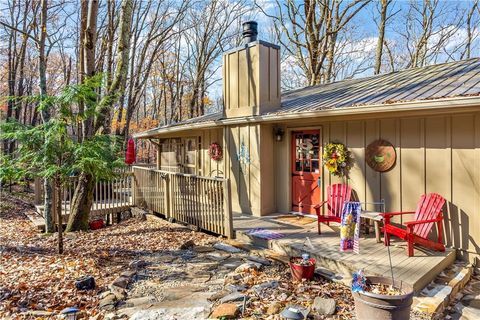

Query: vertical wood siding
left=273, top=111, right=480, bottom=257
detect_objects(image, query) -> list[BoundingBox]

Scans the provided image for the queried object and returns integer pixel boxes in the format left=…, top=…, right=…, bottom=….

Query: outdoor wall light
left=60, top=307, right=80, bottom=320
left=280, top=305, right=308, bottom=319
left=274, top=127, right=285, bottom=142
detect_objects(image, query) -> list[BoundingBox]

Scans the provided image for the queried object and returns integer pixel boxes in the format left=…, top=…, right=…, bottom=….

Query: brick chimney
left=222, top=21, right=281, bottom=118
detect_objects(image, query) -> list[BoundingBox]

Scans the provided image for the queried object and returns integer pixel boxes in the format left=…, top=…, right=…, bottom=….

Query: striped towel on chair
left=340, top=202, right=362, bottom=254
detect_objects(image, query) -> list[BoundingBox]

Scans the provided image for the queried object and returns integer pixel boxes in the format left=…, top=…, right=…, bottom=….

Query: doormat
left=245, top=228, right=285, bottom=240
left=275, top=215, right=317, bottom=226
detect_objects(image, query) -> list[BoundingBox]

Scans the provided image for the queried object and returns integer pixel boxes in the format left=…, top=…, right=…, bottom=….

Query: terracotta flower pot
left=89, top=219, right=105, bottom=230
left=289, top=257, right=316, bottom=281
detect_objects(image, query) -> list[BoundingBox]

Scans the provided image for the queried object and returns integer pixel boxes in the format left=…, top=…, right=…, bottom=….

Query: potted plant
left=289, top=253, right=316, bottom=281
left=351, top=272, right=413, bottom=320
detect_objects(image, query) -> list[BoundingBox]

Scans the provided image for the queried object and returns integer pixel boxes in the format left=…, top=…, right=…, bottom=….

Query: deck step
left=234, top=225, right=456, bottom=292
left=413, top=261, right=474, bottom=318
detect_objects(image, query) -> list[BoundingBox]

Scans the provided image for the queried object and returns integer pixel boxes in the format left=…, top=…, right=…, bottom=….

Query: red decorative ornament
left=125, top=138, right=136, bottom=165
left=208, top=142, right=223, bottom=161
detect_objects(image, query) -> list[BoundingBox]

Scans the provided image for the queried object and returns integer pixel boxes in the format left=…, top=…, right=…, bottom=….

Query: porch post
left=165, top=173, right=171, bottom=219
left=223, top=178, right=233, bottom=238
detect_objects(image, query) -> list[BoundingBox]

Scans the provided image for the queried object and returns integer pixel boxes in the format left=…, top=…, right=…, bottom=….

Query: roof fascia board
left=134, top=96, right=480, bottom=138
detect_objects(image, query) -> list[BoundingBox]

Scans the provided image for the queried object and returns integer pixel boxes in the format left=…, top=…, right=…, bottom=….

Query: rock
left=213, top=243, right=242, bottom=253
left=75, top=275, right=96, bottom=291
left=109, top=285, right=127, bottom=300
left=206, top=252, right=231, bottom=262
left=219, top=292, right=248, bottom=304
left=226, top=284, right=248, bottom=292
left=111, top=276, right=130, bottom=289
left=121, top=270, right=137, bottom=279
left=156, top=255, right=177, bottom=263
left=312, top=297, right=336, bottom=315
left=194, top=245, right=215, bottom=253
left=131, top=207, right=147, bottom=220
left=267, top=302, right=282, bottom=315
left=246, top=255, right=271, bottom=266
left=99, top=290, right=113, bottom=299
left=252, top=280, right=279, bottom=294
left=123, top=295, right=157, bottom=308
left=208, top=290, right=230, bottom=302
left=235, top=262, right=262, bottom=273
left=129, top=259, right=148, bottom=269
left=210, top=303, right=239, bottom=319
left=99, top=294, right=117, bottom=310
left=180, top=239, right=195, bottom=250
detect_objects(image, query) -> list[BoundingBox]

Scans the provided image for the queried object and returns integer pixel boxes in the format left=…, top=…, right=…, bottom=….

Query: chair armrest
left=381, top=211, right=415, bottom=217
left=314, top=200, right=328, bottom=209
left=404, top=218, right=442, bottom=227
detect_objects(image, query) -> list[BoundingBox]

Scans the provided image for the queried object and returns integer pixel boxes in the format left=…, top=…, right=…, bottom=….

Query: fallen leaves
left=0, top=188, right=214, bottom=318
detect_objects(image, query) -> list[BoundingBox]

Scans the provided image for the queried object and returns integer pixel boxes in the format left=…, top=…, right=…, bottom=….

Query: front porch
left=233, top=213, right=456, bottom=292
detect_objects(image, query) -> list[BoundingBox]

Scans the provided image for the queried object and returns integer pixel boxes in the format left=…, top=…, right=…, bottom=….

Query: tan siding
left=400, top=118, right=425, bottom=223
left=272, top=110, right=480, bottom=258
left=347, top=121, right=366, bottom=203
left=364, top=120, right=381, bottom=209
left=379, top=119, right=402, bottom=214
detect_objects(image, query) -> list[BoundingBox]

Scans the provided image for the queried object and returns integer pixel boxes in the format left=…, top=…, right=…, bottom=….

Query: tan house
left=134, top=22, right=480, bottom=261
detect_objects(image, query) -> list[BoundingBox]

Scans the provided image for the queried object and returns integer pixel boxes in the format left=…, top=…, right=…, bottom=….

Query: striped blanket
left=340, top=201, right=361, bottom=254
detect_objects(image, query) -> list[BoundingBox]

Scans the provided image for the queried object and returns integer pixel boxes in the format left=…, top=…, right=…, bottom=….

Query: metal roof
left=134, top=58, right=480, bottom=138
left=134, top=112, right=223, bottom=138
left=273, top=58, right=480, bottom=115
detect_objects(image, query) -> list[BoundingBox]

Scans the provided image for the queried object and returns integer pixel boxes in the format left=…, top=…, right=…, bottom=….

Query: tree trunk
left=66, top=0, right=99, bottom=232
left=38, top=0, right=54, bottom=232
left=374, top=0, right=389, bottom=75
left=55, top=178, right=63, bottom=254
left=66, top=172, right=95, bottom=232
left=82, top=0, right=99, bottom=138
left=43, top=179, right=54, bottom=233
left=95, top=0, right=134, bottom=134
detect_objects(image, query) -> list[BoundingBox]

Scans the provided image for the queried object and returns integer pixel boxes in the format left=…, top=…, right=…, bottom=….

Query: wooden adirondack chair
left=382, top=193, right=446, bottom=257
left=314, top=184, right=352, bottom=234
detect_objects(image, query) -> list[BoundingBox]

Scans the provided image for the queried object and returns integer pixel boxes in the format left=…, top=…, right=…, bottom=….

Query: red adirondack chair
left=314, top=184, right=352, bottom=234
left=382, top=193, right=446, bottom=257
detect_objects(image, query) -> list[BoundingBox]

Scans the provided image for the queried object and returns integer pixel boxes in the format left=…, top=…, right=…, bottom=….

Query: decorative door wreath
left=366, top=139, right=396, bottom=172
left=322, top=142, right=353, bottom=177
left=208, top=142, right=223, bottom=161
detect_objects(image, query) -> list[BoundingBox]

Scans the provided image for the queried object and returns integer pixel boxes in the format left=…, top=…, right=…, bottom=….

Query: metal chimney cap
left=242, top=21, right=258, bottom=44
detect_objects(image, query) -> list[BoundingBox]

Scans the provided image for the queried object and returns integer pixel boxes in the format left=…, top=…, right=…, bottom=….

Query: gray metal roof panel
left=271, top=58, right=480, bottom=115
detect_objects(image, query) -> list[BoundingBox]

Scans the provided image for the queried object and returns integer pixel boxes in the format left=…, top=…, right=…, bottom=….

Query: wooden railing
left=34, top=172, right=134, bottom=223
left=132, top=166, right=233, bottom=238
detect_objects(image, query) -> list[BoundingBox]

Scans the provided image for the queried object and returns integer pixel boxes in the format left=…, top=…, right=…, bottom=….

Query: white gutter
left=134, top=96, right=480, bottom=138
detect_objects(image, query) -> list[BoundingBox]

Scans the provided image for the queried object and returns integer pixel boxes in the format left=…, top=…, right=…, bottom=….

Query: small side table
left=360, top=211, right=383, bottom=243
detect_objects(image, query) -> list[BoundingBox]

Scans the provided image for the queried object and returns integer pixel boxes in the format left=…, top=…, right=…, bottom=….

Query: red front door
left=291, top=130, right=321, bottom=214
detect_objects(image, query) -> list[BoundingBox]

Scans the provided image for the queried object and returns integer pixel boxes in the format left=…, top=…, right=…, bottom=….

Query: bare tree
left=256, top=0, right=371, bottom=86
left=184, top=0, right=248, bottom=118
left=374, top=0, right=393, bottom=74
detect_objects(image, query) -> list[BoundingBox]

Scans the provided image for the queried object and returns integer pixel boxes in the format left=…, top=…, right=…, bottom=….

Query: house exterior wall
left=223, top=123, right=275, bottom=216
left=154, top=128, right=224, bottom=177
left=271, top=108, right=480, bottom=259
left=222, top=41, right=280, bottom=118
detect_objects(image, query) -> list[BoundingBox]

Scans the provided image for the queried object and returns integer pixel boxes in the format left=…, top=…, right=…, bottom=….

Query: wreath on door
left=322, top=142, right=353, bottom=177
left=208, top=142, right=223, bottom=161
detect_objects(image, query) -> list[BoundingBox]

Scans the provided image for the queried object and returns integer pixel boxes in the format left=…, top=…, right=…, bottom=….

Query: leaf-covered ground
left=0, top=187, right=213, bottom=318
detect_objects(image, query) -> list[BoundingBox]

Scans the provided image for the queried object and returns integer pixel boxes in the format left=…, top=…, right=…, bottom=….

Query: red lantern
left=125, top=138, right=136, bottom=165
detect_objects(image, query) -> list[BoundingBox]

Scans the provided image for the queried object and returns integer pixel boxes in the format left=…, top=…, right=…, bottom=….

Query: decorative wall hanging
left=237, top=140, right=251, bottom=174
left=322, top=142, right=353, bottom=177
left=208, top=142, right=223, bottom=161
left=366, top=139, right=396, bottom=172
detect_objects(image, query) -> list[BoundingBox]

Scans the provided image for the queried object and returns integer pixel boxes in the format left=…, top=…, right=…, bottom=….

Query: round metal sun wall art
left=366, top=139, right=396, bottom=172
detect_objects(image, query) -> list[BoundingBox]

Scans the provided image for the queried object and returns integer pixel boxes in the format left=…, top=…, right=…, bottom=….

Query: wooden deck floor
left=233, top=213, right=456, bottom=292
left=32, top=199, right=131, bottom=230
